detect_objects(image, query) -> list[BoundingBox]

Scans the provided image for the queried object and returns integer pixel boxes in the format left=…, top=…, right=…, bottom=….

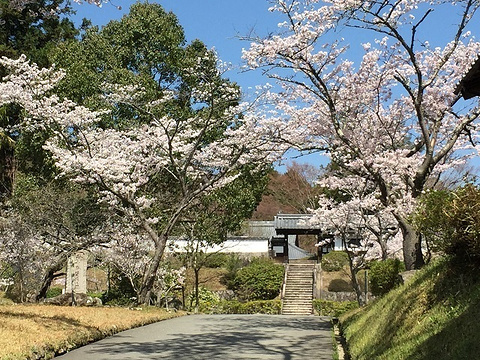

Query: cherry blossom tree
left=313, top=193, right=402, bottom=304
left=0, top=45, right=280, bottom=304
left=244, top=0, right=480, bottom=269
left=5, top=0, right=104, bottom=12
left=0, top=213, right=46, bottom=302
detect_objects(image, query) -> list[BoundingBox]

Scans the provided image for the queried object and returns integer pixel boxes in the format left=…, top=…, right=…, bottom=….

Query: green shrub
left=102, top=274, right=137, bottom=306
left=413, top=189, right=454, bottom=255
left=221, top=254, right=248, bottom=288
left=231, top=257, right=284, bottom=301
left=187, top=287, right=219, bottom=312
left=369, top=259, right=405, bottom=297
left=322, top=251, right=349, bottom=272
left=313, top=299, right=358, bottom=317
left=414, top=185, right=480, bottom=265
left=46, top=287, right=63, bottom=298
left=210, top=300, right=281, bottom=314
left=328, top=279, right=353, bottom=292
left=204, top=253, right=230, bottom=268
left=87, top=291, right=104, bottom=299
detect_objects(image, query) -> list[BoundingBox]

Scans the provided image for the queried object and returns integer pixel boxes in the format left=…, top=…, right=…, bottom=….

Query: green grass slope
left=340, top=258, right=480, bottom=360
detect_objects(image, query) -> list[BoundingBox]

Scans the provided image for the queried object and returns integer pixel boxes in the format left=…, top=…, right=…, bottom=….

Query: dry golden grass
left=0, top=304, right=185, bottom=360
left=184, top=267, right=228, bottom=292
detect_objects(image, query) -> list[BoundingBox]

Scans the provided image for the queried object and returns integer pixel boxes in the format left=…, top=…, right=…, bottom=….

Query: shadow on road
left=57, top=315, right=333, bottom=360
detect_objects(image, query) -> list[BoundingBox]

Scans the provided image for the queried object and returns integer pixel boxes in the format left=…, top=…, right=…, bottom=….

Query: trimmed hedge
left=322, top=251, right=349, bottom=272
left=231, top=258, right=284, bottom=301
left=369, top=259, right=405, bottom=296
left=46, top=287, right=63, bottom=298
left=209, top=300, right=282, bottom=314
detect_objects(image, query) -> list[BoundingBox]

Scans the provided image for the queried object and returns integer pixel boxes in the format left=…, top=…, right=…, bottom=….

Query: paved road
left=55, top=314, right=333, bottom=359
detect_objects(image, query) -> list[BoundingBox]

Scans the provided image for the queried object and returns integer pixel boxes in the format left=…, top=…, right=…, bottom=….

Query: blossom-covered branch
left=244, top=0, right=480, bottom=269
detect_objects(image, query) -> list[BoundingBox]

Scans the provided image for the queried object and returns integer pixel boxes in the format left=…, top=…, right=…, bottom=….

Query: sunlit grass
left=340, top=258, right=480, bottom=360
left=0, top=304, right=185, bottom=359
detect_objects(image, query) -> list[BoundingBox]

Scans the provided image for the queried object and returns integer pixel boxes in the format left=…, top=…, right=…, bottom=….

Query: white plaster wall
left=167, top=237, right=268, bottom=254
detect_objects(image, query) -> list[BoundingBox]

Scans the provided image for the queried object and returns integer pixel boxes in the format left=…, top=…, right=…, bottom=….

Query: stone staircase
left=281, top=260, right=315, bottom=315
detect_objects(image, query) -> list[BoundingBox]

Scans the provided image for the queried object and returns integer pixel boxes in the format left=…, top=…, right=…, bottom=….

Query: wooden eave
left=456, top=57, right=480, bottom=100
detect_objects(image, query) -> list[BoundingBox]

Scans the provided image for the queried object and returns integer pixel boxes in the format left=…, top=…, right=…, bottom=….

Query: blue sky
left=71, top=1, right=475, bottom=102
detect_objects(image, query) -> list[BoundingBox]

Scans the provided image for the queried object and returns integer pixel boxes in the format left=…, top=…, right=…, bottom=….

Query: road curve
left=55, top=314, right=333, bottom=359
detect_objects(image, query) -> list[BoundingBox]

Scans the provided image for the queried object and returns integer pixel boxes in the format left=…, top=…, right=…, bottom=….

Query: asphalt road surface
left=55, top=314, right=333, bottom=359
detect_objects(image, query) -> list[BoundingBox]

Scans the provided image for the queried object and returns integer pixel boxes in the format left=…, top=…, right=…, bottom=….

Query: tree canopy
left=244, top=0, right=480, bottom=269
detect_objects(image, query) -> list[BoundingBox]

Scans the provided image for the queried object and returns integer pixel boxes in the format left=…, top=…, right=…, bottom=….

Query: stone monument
left=66, top=250, right=88, bottom=294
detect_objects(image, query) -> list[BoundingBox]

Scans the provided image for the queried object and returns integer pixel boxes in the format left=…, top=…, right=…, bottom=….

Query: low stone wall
left=318, top=291, right=376, bottom=303
left=319, top=291, right=358, bottom=302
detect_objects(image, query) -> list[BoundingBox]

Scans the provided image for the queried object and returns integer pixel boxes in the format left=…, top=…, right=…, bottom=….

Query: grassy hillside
left=340, top=257, right=480, bottom=360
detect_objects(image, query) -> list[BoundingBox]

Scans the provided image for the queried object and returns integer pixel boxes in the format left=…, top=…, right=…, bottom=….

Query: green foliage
left=87, top=291, right=104, bottom=299
left=0, top=291, right=14, bottom=305
left=313, top=299, right=358, bottom=318
left=186, top=287, right=219, bottom=312
left=414, top=185, right=480, bottom=265
left=0, top=0, right=78, bottom=197
left=322, top=251, right=349, bottom=272
left=0, top=0, right=77, bottom=67
left=184, top=166, right=270, bottom=246
left=328, top=279, right=353, bottom=292
left=230, top=258, right=284, bottom=301
left=209, top=300, right=282, bottom=314
left=102, top=273, right=137, bottom=306
left=341, top=258, right=480, bottom=360
left=221, top=254, right=249, bottom=289
left=12, top=174, right=104, bottom=239
left=413, top=189, right=454, bottom=255
left=369, top=259, right=405, bottom=297
left=46, top=287, right=63, bottom=298
left=203, top=253, right=229, bottom=268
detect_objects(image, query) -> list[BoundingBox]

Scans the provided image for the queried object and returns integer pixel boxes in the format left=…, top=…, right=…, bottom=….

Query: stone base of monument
left=44, top=293, right=102, bottom=306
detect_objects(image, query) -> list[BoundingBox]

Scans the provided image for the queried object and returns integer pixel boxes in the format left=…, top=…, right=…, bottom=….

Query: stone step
left=282, top=309, right=313, bottom=314
left=284, top=290, right=312, bottom=292
left=282, top=306, right=313, bottom=311
left=282, top=310, right=312, bottom=314
left=286, top=279, right=313, bottom=282
left=281, top=261, right=315, bottom=316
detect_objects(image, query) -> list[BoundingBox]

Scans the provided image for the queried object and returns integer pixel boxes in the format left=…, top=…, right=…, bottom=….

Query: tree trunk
left=344, top=246, right=365, bottom=306
left=351, top=271, right=365, bottom=307
left=347, top=256, right=365, bottom=306
left=194, top=267, right=200, bottom=313
left=0, top=143, right=15, bottom=199
left=379, top=238, right=388, bottom=261
left=397, top=216, right=424, bottom=270
left=137, top=233, right=167, bottom=305
left=35, top=263, right=64, bottom=301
